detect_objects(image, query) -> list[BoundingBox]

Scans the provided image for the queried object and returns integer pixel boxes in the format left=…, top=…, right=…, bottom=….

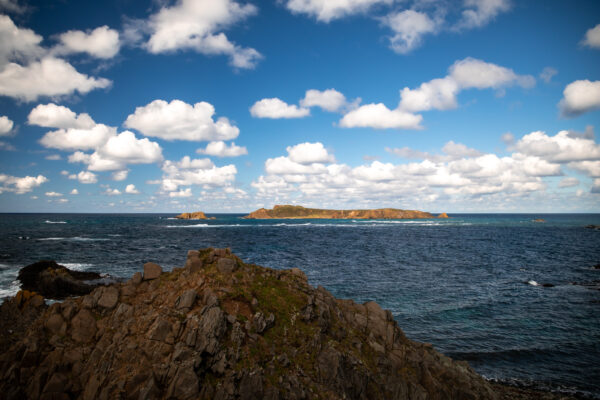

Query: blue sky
left=0, top=0, right=599, bottom=213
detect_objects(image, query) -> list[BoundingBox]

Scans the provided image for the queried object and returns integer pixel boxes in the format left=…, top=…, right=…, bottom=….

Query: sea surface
left=0, top=213, right=599, bottom=397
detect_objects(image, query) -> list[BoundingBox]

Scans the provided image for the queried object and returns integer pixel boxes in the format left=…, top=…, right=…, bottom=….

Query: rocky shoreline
left=244, top=205, right=448, bottom=220
left=0, top=249, right=577, bottom=399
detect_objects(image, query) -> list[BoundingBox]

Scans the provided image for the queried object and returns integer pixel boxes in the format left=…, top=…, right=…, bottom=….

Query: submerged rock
left=0, top=248, right=573, bottom=400
left=17, top=260, right=103, bottom=299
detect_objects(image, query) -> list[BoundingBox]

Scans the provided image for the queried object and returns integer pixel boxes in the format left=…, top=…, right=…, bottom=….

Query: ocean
left=0, top=213, right=599, bottom=397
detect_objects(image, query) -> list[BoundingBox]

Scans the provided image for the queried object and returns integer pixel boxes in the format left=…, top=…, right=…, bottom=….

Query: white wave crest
left=45, top=220, right=67, bottom=224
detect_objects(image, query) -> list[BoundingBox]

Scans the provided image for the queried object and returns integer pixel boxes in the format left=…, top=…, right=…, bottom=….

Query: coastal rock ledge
left=176, top=211, right=208, bottom=220
left=0, top=249, right=570, bottom=400
left=244, top=205, right=446, bottom=219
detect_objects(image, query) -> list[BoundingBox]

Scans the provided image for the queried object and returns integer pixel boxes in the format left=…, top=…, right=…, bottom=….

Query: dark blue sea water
left=1, top=213, right=599, bottom=397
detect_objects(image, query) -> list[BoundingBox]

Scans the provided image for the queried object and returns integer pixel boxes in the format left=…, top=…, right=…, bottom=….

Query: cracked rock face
left=0, top=247, right=552, bottom=400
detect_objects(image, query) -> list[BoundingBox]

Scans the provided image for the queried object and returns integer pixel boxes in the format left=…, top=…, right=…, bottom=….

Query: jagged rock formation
left=437, top=213, right=449, bottom=219
left=176, top=212, right=208, bottom=220
left=0, top=249, right=572, bottom=400
left=17, top=260, right=104, bottom=299
left=244, top=205, right=445, bottom=220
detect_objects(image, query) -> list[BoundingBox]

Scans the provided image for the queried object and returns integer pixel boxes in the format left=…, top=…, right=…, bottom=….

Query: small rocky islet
left=243, top=205, right=449, bottom=220
left=0, top=248, right=573, bottom=399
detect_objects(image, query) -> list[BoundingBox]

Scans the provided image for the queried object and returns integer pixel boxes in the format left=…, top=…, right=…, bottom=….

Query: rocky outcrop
left=0, top=249, right=572, bottom=400
left=244, top=205, right=442, bottom=219
left=176, top=212, right=208, bottom=220
left=585, top=224, right=600, bottom=230
left=17, top=260, right=104, bottom=299
left=437, top=213, right=449, bottom=219
left=532, top=219, right=545, bottom=223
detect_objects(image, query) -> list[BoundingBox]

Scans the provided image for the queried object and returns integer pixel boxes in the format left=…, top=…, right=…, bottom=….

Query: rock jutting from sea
left=244, top=205, right=448, bottom=219
left=0, top=248, right=571, bottom=400
left=175, top=211, right=208, bottom=220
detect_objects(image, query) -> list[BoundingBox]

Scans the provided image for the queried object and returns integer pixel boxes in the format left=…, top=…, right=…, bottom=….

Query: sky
left=0, top=0, right=599, bottom=213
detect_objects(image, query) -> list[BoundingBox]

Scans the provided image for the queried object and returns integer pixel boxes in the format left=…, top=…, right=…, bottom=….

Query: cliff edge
left=0, top=249, right=570, bottom=400
left=244, top=205, right=445, bottom=219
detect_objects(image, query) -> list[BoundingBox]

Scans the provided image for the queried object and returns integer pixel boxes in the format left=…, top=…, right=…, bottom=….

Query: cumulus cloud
left=0, top=57, right=111, bottom=102
left=559, top=80, right=600, bottom=117
left=142, top=0, right=261, bottom=69
left=383, top=10, right=438, bottom=54
left=339, top=103, right=423, bottom=129
left=285, top=0, right=392, bottom=22
left=28, top=103, right=95, bottom=129
left=103, top=187, right=121, bottom=196
left=456, top=0, right=511, bottom=30
left=300, top=89, right=349, bottom=112
left=70, top=188, right=79, bottom=195
left=169, top=188, right=192, bottom=197
left=515, top=130, right=600, bottom=163
left=54, top=26, right=120, bottom=59
left=68, top=170, right=97, bottom=184
left=0, top=0, right=27, bottom=14
left=196, top=141, right=247, bottom=157
left=582, top=23, right=600, bottom=49
left=111, top=170, right=129, bottom=181
left=0, top=115, right=13, bottom=136
left=45, top=191, right=62, bottom=197
left=249, top=132, right=600, bottom=209
left=399, top=58, right=535, bottom=113
left=40, top=124, right=116, bottom=151
left=160, top=156, right=237, bottom=192
left=0, top=173, right=47, bottom=194
left=125, top=184, right=140, bottom=194
left=125, top=99, right=239, bottom=141
left=0, top=16, right=111, bottom=102
left=250, top=98, right=310, bottom=119
left=287, top=142, right=335, bottom=164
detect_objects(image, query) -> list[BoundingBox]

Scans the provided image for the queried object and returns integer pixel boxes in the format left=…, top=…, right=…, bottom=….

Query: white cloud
left=45, top=154, right=61, bottom=160
left=456, top=0, right=511, bottom=30
left=144, top=0, right=261, bottom=69
left=0, top=173, right=47, bottom=194
left=558, top=177, right=579, bottom=188
left=568, top=161, right=600, bottom=177
left=250, top=98, right=310, bottom=119
left=539, top=67, right=557, bottom=83
left=160, top=156, right=237, bottom=192
left=0, top=115, right=13, bottom=136
left=287, top=142, right=335, bottom=164
left=28, top=103, right=95, bottom=129
left=125, top=184, right=140, bottom=194
left=339, top=103, right=423, bottom=129
left=169, top=188, right=192, bottom=198
left=582, top=23, right=600, bottom=49
left=45, top=191, right=62, bottom=197
left=0, top=0, right=27, bottom=14
left=0, top=57, right=111, bottom=102
left=383, top=10, right=438, bottom=54
left=196, top=141, right=247, bottom=157
left=103, top=187, right=121, bottom=196
left=54, top=26, right=120, bottom=59
left=125, top=99, right=239, bottom=141
left=112, top=170, right=129, bottom=181
left=70, top=188, right=79, bottom=195
left=40, top=123, right=116, bottom=151
left=515, top=130, right=600, bottom=163
left=559, top=80, right=600, bottom=117
left=0, top=15, right=43, bottom=66
left=399, top=58, right=535, bottom=112
left=300, top=89, right=349, bottom=112
left=69, top=170, right=97, bottom=184
left=285, top=0, right=392, bottom=22
left=94, top=131, right=163, bottom=169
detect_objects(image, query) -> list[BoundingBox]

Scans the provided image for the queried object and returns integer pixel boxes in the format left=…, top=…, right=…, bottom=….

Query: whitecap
left=38, top=237, right=65, bottom=241
left=45, top=220, right=67, bottom=224
left=0, top=280, right=20, bottom=299
left=527, top=280, right=540, bottom=286
left=165, top=224, right=209, bottom=228
left=62, top=263, right=94, bottom=271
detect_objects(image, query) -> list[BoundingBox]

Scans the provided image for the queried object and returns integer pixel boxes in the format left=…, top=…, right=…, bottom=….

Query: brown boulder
left=143, top=262, right=162, bottom=280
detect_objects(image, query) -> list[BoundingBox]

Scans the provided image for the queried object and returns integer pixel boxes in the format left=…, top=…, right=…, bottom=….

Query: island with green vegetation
left=244, top=205, right=448, bottom=219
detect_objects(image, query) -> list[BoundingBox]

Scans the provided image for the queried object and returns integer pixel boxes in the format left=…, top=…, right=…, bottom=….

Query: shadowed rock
left=0, top=248, right=574, bottom=400
left=17, top=260, right=103, bottom=299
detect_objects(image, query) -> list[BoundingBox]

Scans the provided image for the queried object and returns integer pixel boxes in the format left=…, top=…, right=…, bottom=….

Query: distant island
left=244, top=205, right=448, bottom=219
left=176, top=211, right=208, bottom=220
